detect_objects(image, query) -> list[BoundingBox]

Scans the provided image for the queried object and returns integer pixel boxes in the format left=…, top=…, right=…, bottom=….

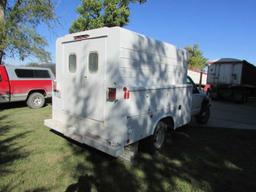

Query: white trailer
left=44, top=27, right=192, bottom=157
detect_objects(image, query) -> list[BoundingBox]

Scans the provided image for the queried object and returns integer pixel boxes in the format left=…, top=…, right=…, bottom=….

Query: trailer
left=207, top=58, right=256, bottom=102
left=44, top=27, right=192, bottom=157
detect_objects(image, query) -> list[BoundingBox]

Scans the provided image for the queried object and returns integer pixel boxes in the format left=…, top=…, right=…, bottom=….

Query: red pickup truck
left=0, top=64, right=54, bottom=108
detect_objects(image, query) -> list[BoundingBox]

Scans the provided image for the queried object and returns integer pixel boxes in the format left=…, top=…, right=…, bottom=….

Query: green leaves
left=185, top=44, right=208, bottom=70
left=69, top=0, right=146, bottom=33
left=0, top=0, right=56, bottom=63
left=70, top=0, right=104, bottom=32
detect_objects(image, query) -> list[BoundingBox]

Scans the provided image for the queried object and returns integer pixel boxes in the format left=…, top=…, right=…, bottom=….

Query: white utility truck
left=44, top=27, right=193, bottom=157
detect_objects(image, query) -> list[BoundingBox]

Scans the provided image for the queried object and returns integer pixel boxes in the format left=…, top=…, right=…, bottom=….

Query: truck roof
left=58, top=26, right=184, bottom=51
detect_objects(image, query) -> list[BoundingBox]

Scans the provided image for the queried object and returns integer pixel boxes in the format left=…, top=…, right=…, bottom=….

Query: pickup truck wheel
left=141, top=121, right=167, bottom=154
left=26, top=92, right=45, bottom=109
left=196, top=106, right=210, bottom=124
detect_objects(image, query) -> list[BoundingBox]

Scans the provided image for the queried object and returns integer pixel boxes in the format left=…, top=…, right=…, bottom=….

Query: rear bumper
left=44, top=119, right=123, bottom=157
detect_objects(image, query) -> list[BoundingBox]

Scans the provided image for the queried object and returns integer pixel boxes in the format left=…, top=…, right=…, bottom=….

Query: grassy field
left=1, top=103, right=256, bottom=192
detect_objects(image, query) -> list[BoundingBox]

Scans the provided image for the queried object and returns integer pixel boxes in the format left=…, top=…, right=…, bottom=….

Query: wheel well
left=198, top=97, right=210, bottom=114
left=26, top=90, right=46, bottom=100
left=160, top=116, right=174, bottom=132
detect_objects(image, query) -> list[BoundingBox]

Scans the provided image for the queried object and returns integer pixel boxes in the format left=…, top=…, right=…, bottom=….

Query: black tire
left=196, top=105, right=210, bottom=124
left=26, top=92, right=45, bottom=109
left=141, top=121, right=168, bottom=154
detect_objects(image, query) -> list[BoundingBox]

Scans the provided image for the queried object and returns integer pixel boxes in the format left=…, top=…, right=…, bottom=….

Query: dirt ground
left=192, top=99, right=256, bottom=130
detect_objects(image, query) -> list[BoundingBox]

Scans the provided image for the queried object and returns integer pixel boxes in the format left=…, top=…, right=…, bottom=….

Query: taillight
left=107, top=88, right=116, bottom=102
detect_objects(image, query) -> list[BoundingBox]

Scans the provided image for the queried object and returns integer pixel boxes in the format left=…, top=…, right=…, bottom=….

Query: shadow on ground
left=61, top=126, right=256, bottom=192
left=0, top=99, right=52, bottom=110
left=0, top=114, right=31, bottom=192
left=56, top=32, right=256, bottom=192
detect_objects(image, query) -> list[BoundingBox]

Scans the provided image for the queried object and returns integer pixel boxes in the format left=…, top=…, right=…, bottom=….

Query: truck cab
left=187, top=76, right=211, bottom=124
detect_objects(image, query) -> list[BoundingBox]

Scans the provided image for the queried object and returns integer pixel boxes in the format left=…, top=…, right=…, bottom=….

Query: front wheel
left=196, top=106, right=210, bottom=124
left=26, top=92, right=45, bottom=109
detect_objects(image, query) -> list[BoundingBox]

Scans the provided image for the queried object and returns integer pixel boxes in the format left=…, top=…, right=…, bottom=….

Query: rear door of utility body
left=62, top=37, right=106, bottom=122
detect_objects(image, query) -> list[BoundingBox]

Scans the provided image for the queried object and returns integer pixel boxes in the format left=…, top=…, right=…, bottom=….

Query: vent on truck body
left=74, top=34, right=90, bottom=41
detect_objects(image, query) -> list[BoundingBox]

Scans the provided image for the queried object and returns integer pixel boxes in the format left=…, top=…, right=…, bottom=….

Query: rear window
left=15, top=69, right=50, bottom=78
left=89, top=52, right=98, bottom=73
left=69, top=54, right=77, bottom=73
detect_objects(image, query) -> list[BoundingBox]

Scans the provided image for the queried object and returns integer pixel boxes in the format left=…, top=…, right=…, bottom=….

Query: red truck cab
left=0, top=64, right=54, bottom=108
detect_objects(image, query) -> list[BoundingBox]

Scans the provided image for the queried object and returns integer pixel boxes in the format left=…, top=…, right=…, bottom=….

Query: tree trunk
left=0, top=0, right=7, bottom=20
left=0, top=0, right=7, bottom=63
left=0, top=50, right=3, bottom=64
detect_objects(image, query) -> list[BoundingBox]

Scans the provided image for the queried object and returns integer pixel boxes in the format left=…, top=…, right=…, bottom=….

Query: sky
left=6, top=0, right=256, bottom=65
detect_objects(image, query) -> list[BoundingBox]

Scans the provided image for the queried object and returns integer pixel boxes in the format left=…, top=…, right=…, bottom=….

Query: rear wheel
left=26, top=92, right=45, bottom=109
left=141, top=121, right=168, bottom=154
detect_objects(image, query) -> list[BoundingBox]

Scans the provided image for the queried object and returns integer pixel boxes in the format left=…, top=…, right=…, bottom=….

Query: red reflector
left=123, top=87, right=130, bottom=99
left=107, top=88, right=116, bottom=102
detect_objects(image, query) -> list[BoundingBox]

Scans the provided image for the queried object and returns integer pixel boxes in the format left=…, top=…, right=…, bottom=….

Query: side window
left=187, top=76, right=199, bottom=94
left=0, top=74, right=2, bottom=81
left=89, top=52, right=98, bottom=73
left=69, top=54, right=77, bottom=73
left=34, top=70, right=50, bottom=78
left=15, top=69, right=34, bottom=78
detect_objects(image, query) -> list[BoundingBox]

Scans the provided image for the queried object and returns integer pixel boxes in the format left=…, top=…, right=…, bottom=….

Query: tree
left=69, top=0, right=146, bottom=33
left=0, top=0, right=56, bottom=64
left=185, top=44, right=208, bottom=70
